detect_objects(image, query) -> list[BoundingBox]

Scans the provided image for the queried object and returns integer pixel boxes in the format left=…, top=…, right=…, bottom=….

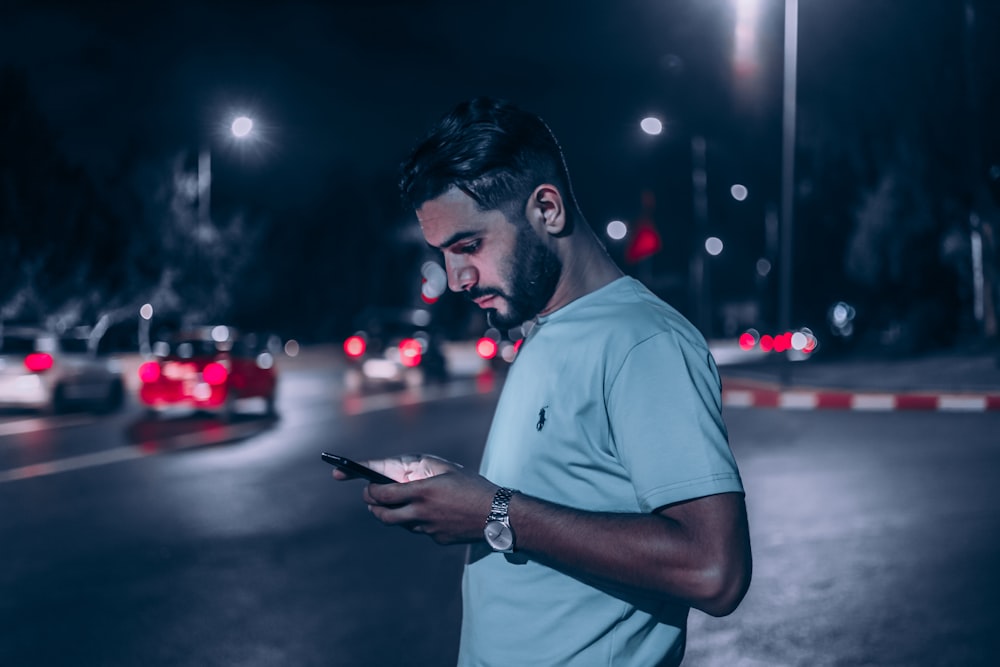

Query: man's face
left=417, top=188, right=562, bottom=329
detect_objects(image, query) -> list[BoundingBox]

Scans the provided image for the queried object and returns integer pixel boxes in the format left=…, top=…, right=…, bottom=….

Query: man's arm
left=357, top=465, right=751, bottom=617
left=506, top=489, right=751, bottom=617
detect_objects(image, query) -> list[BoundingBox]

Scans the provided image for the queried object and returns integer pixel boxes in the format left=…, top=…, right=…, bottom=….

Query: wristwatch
left=483, top=487, right=517, bottom=553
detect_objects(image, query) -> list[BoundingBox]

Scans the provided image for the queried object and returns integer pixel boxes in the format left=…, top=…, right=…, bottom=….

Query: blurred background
left=3, top=2, right=1000, bottom=666
left=2, top=0, right=997, bottom=354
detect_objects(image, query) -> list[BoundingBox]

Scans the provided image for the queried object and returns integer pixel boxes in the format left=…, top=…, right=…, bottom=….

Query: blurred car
left=137, top=325, right=278, bottom=419
left=737, top=326, right=819, bottom=361
left=342, top=307, right=448, bottom=390
left=0, top=324, right=126, bottom=413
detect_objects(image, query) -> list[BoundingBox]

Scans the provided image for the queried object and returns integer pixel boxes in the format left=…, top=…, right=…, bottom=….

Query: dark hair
left=400, top=97, right=577, bottom=219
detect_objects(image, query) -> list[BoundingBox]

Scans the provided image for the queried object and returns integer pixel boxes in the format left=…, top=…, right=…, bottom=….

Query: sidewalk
left=715, top=346, right=1000, bottom=412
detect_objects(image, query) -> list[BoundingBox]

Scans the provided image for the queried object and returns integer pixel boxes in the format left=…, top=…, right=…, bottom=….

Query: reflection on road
left=126, top=411, right=279, bottom=454
left=0, top=366, right=502, bottom=484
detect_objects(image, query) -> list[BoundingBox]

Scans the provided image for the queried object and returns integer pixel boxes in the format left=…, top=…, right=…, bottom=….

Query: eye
left=455, top=240, right=481, bottom=255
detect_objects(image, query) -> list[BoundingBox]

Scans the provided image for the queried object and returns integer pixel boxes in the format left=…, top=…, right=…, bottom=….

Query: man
left=333, top=97, right=751, bottom=666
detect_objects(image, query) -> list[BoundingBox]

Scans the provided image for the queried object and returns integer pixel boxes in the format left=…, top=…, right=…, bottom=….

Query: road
left=1, top=349, right=998, bottom=666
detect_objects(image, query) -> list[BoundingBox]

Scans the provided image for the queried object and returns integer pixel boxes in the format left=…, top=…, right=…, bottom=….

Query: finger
left=368, top=501, right=421, bottom=528
left=364, top=481, right=410, bottom=506
left=365, top=477, right=429, bottom=506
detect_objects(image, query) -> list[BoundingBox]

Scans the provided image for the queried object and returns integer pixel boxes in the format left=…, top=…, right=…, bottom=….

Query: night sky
left=2, top=0, right=998, bottom=340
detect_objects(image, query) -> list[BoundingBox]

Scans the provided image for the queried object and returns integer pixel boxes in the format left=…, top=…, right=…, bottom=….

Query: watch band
left=486, top=487, right=515, bottom=523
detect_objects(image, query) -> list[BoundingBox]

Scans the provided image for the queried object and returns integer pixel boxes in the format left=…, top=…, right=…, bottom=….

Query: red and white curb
left=721, top=378, right=1000, bottom=412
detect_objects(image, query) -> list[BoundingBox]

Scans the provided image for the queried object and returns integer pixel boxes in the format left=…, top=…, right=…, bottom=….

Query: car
left=341, top=307, right=448, bottom=391
left=137, top=325, right=278, bottom=420
left=0, top=324, right=126, bottom=414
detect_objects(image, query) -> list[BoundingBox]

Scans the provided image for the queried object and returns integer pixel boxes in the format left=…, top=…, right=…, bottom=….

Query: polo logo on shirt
left=536, top=405, right=548, bottom=431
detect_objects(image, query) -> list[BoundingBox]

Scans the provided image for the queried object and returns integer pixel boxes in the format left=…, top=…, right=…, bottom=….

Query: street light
left=196, top=113, right=256, bottom=228
left=231, top=115, right=253, bottom=138
left=139, top=303, right=153, bottom=357
left=640, top=116, right=664, bottom=136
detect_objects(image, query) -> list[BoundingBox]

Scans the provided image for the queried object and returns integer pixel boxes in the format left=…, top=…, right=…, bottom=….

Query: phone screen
left=321, top=452, right=395, bottom=484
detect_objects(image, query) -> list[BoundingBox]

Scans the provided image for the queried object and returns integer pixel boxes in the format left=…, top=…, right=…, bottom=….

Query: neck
left=539, top=224, right=624, bottom=316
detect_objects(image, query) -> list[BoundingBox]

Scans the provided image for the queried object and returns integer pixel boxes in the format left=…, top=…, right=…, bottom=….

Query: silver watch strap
left=486, top=487, right=515, bottom=523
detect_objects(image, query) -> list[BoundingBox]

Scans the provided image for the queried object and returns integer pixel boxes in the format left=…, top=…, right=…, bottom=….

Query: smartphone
left=321, top=452, right=395, bottom=484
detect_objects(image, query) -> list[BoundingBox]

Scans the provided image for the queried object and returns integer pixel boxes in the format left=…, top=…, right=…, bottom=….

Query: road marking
left=0, top=380, right=497, bottom=484
left=0, top=415, right=94, bottom=437
left=723, top=390, right=755, bottom=408
left=938, top=395, right=987, bottom=412
left=0, top=419, right=276, bottom=484
left=779, top=392, right=818, bottom=410
left=850, top=394, right=897, bottom=411
left=0, top=447, right=144, bottom=482
left=722, top=380, right=1000, bottom=412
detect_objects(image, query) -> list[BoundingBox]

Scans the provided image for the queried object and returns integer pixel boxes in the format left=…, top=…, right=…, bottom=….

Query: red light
left=476, top=337, right=498, bottom=360
left=738, top=332, right=756, bottom=350
left=773, top=332, right=790, bottom=353
left=24, top=353, right=53, bottom=372
left=203, top=362, right=229, bottom=385
left=399, top=338, right=423, bottom=367
left=759, top=335, right=774, bottom=352
left=803, top=335, right=817, bottom=352
left=420, top=278, right=439, bottom=304
left=344, top=335, right=366, bottom=358
left=138, top=361, right=161, bottom=383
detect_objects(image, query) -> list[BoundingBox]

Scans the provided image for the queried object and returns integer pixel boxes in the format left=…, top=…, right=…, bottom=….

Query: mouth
left=473, top=295, right=498, bottom=309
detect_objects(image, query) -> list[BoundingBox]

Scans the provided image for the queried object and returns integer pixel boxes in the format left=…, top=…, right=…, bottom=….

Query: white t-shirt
left=458, top=277, right=744, bottom=667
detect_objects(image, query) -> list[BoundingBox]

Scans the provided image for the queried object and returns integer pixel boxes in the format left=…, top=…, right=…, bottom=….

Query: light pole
left=196, top=115, right=254, bottom=229
left=778, top=0, right=798, bottom=336
left=139, top=303, right=153, bottom=358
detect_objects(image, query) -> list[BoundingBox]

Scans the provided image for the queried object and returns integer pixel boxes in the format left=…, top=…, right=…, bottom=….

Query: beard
left=470, top=222, right=563, bottom=330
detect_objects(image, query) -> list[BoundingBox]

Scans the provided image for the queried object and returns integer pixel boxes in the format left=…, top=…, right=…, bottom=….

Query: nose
left=446, top=256, right=478, bottom=292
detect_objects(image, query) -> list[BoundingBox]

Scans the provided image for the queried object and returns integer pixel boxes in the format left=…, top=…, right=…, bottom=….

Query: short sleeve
left=607, top=330, right=744, bottom=512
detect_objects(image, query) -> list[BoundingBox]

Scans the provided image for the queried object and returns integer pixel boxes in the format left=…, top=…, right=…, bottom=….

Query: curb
left=721, top=378, right=1000, bottom=412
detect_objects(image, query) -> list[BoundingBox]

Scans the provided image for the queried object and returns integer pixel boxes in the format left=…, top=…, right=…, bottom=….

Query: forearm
left=506, top=491, right=750, bottom=616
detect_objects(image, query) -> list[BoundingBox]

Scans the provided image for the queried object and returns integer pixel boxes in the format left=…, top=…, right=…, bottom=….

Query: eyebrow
left=429, top=229, right=480, bottom=251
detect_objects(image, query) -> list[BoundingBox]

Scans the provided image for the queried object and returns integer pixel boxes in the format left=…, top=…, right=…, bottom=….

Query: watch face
left=484, top=520, right=514, bottom=551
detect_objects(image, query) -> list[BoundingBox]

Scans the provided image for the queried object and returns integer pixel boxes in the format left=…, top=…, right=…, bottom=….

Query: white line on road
left=0, top=380, right=494, bottom=484
left=0, top=415, right=95, bottom=437
left=0, top=446, right=144, bottom=483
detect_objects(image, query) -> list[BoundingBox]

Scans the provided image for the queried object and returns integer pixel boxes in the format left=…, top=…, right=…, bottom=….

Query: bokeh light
left=640, top=117, right=663, bottom=135
left=606, top=220, right=628, bottom=240
left=231, top=115, right=253, bottom=138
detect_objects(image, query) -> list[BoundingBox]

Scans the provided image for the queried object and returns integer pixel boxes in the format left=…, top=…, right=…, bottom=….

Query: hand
left=331, top=453, right=460, bottom=483
left=363, top=466, right=499, bottom=545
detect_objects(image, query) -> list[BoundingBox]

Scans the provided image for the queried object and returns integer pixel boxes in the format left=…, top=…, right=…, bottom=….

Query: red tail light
left=344, top=335, right=366, bottom=358
left=476, top=337, right=498, bottom=360
left=202, top=362, right=229, bottom=385
left=398, top=338, right=422, bottom=368
left=24, top=353, right=53, bottom=373
left=138, top=361, right=161, bottom=383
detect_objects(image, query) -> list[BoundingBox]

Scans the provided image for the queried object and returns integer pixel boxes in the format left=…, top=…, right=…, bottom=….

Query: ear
left=525, top=184, right=567, bottom=237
